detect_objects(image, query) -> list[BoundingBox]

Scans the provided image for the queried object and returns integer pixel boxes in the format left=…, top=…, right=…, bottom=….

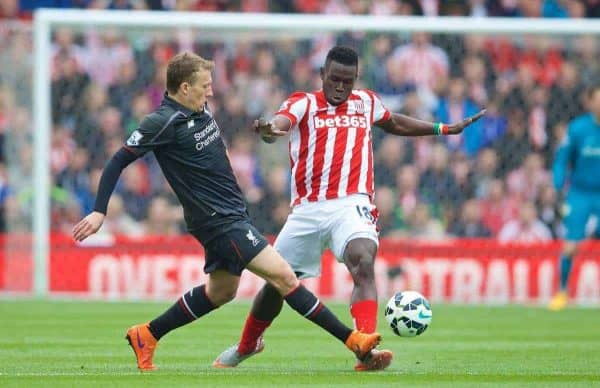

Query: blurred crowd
left=1, top=3, right=599, bottom=243
left=2, top=0, right=600, bottom=18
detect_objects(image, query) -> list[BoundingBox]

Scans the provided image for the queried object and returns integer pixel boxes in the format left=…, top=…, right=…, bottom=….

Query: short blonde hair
left=166, top=52, right=214, bottom=94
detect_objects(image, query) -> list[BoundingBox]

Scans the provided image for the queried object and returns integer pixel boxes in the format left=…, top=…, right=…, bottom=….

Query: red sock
left=237, top=314, right=272, bottom=355
left=350, top=300, right=378, bottom=333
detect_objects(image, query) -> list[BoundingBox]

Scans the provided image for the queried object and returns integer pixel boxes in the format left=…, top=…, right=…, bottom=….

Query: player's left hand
left=447, top=109, right=487, bottom=135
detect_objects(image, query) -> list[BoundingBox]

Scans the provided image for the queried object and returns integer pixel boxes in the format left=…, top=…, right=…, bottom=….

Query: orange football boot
left=344, top=330, right=381, bottom=360
left=125, top=323, right=158, bottom=371
left=354, top=348, right=393, bottom=371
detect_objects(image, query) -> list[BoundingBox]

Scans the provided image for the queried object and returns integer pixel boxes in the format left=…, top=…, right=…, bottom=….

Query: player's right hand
left=253, top=117, right=288, bottom=139
left=72, top=211, right=105, bottom=242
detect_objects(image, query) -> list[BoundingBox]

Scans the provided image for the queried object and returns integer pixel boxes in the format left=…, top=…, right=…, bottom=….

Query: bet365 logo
left=314, top=115, right=367, bottom=129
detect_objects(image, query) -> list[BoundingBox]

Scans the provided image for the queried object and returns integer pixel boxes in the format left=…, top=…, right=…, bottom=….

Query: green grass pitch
left=1, top=300, right=599, bottom=387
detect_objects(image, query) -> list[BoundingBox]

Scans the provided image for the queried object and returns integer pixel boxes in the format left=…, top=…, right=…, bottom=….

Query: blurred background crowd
left=1, top=0, right=599, bottom=243
left=2, top=0, right=600, bottom=18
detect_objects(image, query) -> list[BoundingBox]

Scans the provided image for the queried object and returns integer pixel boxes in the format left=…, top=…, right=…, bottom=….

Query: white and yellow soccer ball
left=384, top=290, right=432, bottom=337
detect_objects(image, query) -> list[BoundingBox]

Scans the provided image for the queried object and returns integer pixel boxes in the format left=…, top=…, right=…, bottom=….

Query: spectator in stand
left=377, top=58, right=417, bottom=112
left=498, top=201, right=552, bottom=243
left=435, top=77, right=484, bottom=157
left=452, top=152, right=476, bottom=202
left=493, top=108, right=532, bottom=177
left=123, top=92, right=152, bottom=136
left=565, top=0, right=587, bottom=17
left=228, top=134, right=263, bottom=204
left=220, top=91, right=251, bottom=141
left=462, top=55, right=490, bottom=107
left=50, top=125, right=76, bottom=176
left=246, top=47, right=279, bottom=117
left=81, top=29, right=134, bottom=88
left=249, top=165, right=290, bottom=235
left=51, top=27, right=84, bottom=66
left=56, top=147, right=90, bottom=210
left=519, top=0, right=543, bottom=17
left=419, top=143, right=461, bottom=210
left=74, top=83, right=108, bottom=156
left=473, top=147, right=498, bottom=199
left=394, top=165, right=421, bottom=230
left=547, top=61, right=585, bottom=129
left=469, top=0, right=488, bottom=16
left=536, top=184, right=562, bottom=238
left=108, top=60, right=145, bottom=122
left=543, top=0, right=569, bottom=17
left=519, top=36, right=563, bottom=87
left=146, top=62, right=168, bottom=109
left=105, top=193, right=143, bottom=237
left=506, top=153, right=551, bottom=201
left=527, top=86, right=549, bottom=152
left=374, top=136, right=407, bottom=187
left=78, top=167, right=102, bottom=215
left=364, top=34, right=394, bottom=96
left=52, top=51, right=91, bottom=128
left=448, top=199, right=491, bottom=238
left=115, top=163, right=152, bottom=221
left=480, top=179, right=520, bottom=236
left=142, top=196, right=179, bottom=236
left=573, top=35, right=600, bottom=87
left=390, top=32, right=449, bottom=109
left=402, top=202, right=446, bottom=241
left=55, top=195, right=83, bottom=235
left=396, top=0, right=424, bottom=15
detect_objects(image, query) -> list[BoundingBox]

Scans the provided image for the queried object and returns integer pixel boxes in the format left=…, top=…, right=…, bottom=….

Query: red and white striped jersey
left=275, top=89, right=391, bottom=206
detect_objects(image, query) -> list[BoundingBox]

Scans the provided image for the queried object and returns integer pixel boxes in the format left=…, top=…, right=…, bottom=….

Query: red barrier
left=2, top=235, right=600, bottom=304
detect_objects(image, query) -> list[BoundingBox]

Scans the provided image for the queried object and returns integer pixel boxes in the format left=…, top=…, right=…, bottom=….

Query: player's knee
left=261, top=282, right=283, bottom=300
left=208, top=285, right=238, bottom=306
left=269, top=266, right=299, bottom=296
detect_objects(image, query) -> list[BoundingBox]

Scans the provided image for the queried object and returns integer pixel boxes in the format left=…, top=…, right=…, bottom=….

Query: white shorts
left=274, top=194, right=379, bottom=279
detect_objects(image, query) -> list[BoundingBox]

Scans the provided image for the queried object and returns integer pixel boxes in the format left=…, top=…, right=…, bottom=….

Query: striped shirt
left=276, top=89, right=391, bottom=206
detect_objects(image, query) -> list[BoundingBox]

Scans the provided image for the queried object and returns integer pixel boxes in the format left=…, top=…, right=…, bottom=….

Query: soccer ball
left=384, top=291, right=432, bottom=337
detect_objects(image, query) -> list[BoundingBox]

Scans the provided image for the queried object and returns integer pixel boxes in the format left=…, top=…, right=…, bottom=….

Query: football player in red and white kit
left=214, top=46, right=485, bottom=371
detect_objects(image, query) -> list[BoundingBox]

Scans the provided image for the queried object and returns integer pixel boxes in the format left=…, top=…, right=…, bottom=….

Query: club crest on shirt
left=187, top=119, right=195, bottom=129
left=353, top=101, right=365, bottom=114
left=246, top=229, right=260, bottom=247
left=126, top=130, right=143, bottom=146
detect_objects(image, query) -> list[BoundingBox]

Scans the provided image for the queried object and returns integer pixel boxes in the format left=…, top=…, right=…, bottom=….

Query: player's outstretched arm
left=72, top=147, right=138, bottom=242
left=253, top=116, right=290, bottom=144
left=376, top=109, right=486, bottom=137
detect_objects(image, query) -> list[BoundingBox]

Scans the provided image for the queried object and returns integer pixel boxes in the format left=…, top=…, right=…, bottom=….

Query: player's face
left=184, top=69, right=213, bottom=112
left=321, top=61, right=357, bottom=105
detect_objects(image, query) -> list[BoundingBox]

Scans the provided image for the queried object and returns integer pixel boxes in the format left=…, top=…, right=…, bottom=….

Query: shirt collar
left=162, top=91, right=197, bottom=117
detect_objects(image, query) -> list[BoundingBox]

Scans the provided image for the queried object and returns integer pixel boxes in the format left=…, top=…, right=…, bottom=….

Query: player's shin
left=559, top=254, right=573, bottom=291
left=148, top=284, right=217, bottom=340
left=284, top=284, right=353, bottom=343
left=350, top=299, right=378, bottom=333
